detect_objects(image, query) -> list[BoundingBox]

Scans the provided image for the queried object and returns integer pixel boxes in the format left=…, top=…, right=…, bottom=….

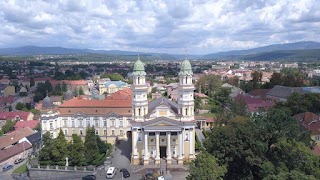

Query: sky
left=0, top=0, right=320, bottom=54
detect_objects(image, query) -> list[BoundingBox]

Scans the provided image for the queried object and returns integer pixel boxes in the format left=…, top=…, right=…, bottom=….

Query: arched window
left=185, top=76, right=188, bottom=84
left=138, top=108, right=141, bottom=116
left=185, top=108, right=188, bottom=116
left=138, top=77, right=140, bottom=84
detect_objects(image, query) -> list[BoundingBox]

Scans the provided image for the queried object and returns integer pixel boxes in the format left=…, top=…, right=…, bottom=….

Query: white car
left=158, top=176, right=165, bottom=180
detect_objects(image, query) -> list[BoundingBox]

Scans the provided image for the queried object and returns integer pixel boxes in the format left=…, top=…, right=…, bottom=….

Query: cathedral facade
left=131, top=57, right=196, bottom=165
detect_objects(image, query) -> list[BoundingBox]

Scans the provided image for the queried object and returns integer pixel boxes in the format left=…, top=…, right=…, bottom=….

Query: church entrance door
left=160, top=146, right=167, bottom=158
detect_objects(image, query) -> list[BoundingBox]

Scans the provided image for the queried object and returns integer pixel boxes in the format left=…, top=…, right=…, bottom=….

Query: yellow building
left=4, top=86, right=15, bottom=97
left=40, top=89, right=132, bottom=144
left=131, top=57, right=196, bottom=165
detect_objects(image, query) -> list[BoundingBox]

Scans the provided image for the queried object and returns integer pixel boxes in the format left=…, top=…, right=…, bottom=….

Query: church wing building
left=131, top=57, right=196, bottom=165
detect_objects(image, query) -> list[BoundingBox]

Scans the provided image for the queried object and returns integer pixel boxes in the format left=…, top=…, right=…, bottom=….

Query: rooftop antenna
left=184, top=48, right=189, bottom=60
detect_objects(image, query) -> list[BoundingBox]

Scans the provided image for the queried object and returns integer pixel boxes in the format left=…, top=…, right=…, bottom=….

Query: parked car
left=120, top=168, right=130, bottom=178
left=106, top=167, right=117, bottom=179
left=82, top=175, right=96, bottom=180
left=2, top=164, right=13, bottom=172
left=14, top=158, right=24, bottom=164
left=144, top=169, right=155, bottom=180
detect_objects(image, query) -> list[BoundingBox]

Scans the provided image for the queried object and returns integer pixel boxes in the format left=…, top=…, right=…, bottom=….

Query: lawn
left=13, top=163, right=27, bottom=174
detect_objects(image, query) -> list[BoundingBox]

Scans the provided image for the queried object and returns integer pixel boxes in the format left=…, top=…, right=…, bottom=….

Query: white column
left=189, top=128, right=193, bottom=158
left=144, top=132, right=149, bottom=159
left=132, top=129, right=138, bottom=157
left=156, top=132, right=160, bottom=160
left=167, top=132, right=171, bottom=160
left=182, top=129, right=185, bottom=156
left=178, top=131, right=183, bottom=159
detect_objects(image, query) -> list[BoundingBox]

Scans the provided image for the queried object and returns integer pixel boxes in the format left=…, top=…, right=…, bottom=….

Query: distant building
left=4, top=86, right=15, bottom=97
left=293, top=112, right=320, bottom=143
left=99, top=80, right=129, bottom=95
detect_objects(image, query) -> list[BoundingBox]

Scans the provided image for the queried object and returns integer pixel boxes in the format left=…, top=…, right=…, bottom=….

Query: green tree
left=187, top=152, right=227, bottom=180
left=69, top=134, right=85, bottom=166
left=84, top=127, right=99, bottom=164
left=79, top=87, right=84, bottom=95
left=62, top=82, right=67, bottom=92
left=2, top=120, right=16, bottom=134
left=73, top=87, right=79, bottom=97
left=30, top=77, right=35, bottom=87
left=39, top=132, right=54, bottom=162
left=15, top=102, right=26, bottom=110
left=51, top=129, right=69, bottom=163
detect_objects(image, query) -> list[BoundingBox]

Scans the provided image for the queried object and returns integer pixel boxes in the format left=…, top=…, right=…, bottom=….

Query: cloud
left=0, top=0, right=319, bottom=54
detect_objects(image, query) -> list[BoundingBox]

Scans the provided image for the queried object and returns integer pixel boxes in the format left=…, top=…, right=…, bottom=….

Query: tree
left=33, top=123, right=41, bottom=131
left=15, top=102, right=26, bottom=110
left=79, top=87, right=84, bottom=95
left=33, top=92, right=44, bottom=102
left=39, top=132, right=54, bottom=162
left=2, top=120, right=16, bottom=134
left=187, top=152, right=227, bottom=180
left=251, top=71, right=261, bottom=90
left=84, top=127, right=99, bottom=164
left=73, top=87, right=79, bottom=97
left=51, top=129, right=69, bottom=163
left=62, top=82, right=67, bottom=92
left=30, top=77, right=35, bottom=87
left=69, top=134, right=85, bottom=166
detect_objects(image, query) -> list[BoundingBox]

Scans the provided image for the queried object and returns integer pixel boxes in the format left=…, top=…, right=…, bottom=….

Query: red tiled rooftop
left=194, top=93, right=208, bottom=98
left=14, top=120, right=40, bottom=131
left=0, top=141, right=32, bottom=163
left=0, top=111, right=31, bottom=121
left=60, top=97, right=131, bottom=108
left=293, top=112, right=320, bottom=135
left=235, top=94, right=264, bottom=104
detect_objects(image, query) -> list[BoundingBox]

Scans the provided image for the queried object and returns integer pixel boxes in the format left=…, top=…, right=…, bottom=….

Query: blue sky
left=0, top=0, right=319, bottom=54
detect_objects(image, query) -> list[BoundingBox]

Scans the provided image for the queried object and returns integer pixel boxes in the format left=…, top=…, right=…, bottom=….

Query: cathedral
left=131, top=57, right=196, bottom=165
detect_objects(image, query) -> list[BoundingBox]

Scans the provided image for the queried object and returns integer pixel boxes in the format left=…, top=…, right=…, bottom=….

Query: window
left=185, top=133, right=189, bottom=141
left=171, top=132, right=177, bottom=136
left=86, top=120, right=90, bottom=127
left=103, top=120, right=107, bottom=127
left=49, top=122, right=53, bottom=130
left=160, top=132, right=166, bottom=136
left=72, top=129, right=75, bottom=134
left=64, top=120, right=67, bottom=126
left=104, top=129, right=107, bottom=135
left=119, top=120, right=123, bottom=127
left=95, top=120, right=98, bottom=127
left=72, top=120, right=75, bottom=127
left=120, top=130, right=123, bottom=135
left=79, top=120, right=83, bottom=127
left=95, top=129, right=99, bottom=135
left=138, top=133, right=142, bottom=141
left=111, top=130, right=115, bottom=136
left=80, top=129, right=83, bottom=135
left=316, top=136, right=320, bottom=141
left=111, top=120, right=115, bottom=127
left=64, top=129, right=67, bottom=135
left=149, top=132, right=155, bottom=136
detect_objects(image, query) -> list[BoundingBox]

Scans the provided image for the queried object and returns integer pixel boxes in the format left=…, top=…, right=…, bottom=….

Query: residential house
left=222, top=83, right=245, bottom=99
left=0, top=111, right=34, bottom=129
left=99, top=80, right=129, bottom=95
left=235, top=94, right=274, bottom=114
left=293, top=112, right=320, bottom=142
left=4, top=86, right=15, bottom=97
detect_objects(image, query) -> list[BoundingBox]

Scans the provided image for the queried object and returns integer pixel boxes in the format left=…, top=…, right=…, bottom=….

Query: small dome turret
left=133, top=59, right=145, bottom=72
left=42, top=96, right=53, bottom=109
left=64, top=90, right=74, bottom=101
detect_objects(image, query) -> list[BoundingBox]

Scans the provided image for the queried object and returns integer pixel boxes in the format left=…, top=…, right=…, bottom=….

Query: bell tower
left=131, top=55, right=148, bottom=122
left=178, top=59, right=195, bottom=121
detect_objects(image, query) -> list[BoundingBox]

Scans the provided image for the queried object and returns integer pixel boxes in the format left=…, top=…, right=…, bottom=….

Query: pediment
left=144, top=117, right=182, bottom=127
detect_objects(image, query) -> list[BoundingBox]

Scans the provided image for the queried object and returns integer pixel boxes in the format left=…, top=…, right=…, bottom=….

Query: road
left=0, top=163, right=24, bottom=180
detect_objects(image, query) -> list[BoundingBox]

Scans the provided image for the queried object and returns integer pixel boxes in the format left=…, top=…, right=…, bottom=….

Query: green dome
left=180, top=60, right=192, bottom=71
left=133, top=59, right=145, bottom=71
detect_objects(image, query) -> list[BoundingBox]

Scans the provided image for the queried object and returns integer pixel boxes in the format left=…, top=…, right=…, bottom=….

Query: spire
left=184, top=48, right=188, bottom=60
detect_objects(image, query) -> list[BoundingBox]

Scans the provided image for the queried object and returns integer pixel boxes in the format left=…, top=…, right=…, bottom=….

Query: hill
left=202, top=41, right=320, bottom=60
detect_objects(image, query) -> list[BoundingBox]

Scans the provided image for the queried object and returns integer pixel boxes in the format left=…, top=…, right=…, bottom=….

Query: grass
left=200, top=113, right=217, bottom=118
left=13, top=163, right=27, bottom=174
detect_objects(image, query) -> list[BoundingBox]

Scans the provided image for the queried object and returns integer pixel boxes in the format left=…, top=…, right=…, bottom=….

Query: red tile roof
left=194, top=93, right=208, bottom=98
left=235, top=94, right=274, bottom=113
left=0, top=111, right=31, bottom=121
left=0, top=127, right=34, bottom=149
left=105, top=88, right=132, bottom=100
left=14, top=120, right=40, bottom=131
left=293, top=112, right=320, bottom=135
left=60, top=97, right=131, bottom=108
left=248, top=89, right=271, bottom=100
left=66, top=80, right=87, bottom=86
left=0, top=141, right=32, bottom=163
